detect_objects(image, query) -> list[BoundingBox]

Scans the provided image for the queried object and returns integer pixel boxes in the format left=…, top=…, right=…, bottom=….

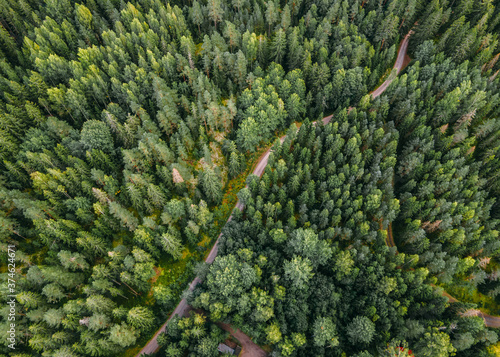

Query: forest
left=0, top=0, right=499, bottom=356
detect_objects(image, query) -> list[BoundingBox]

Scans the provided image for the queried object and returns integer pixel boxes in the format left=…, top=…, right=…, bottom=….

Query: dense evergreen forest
left=0, top=0, right=499, bottom=356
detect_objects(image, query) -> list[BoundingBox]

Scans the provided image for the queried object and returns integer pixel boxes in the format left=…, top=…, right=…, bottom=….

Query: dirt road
left=482, top=314, right=500, bottom=328
left=136, top=30, right=414, bottom=357
left=437, top=287, right=500, bottom=328
left=218, top=322, right=268, bottom=357
left=371, top=32, right=412, bottom=99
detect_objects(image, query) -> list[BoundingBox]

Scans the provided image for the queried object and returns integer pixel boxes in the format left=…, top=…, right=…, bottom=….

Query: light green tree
left=237, top=117, right=261, bottom=152
left=283, top=255, right=314, bottom=290
left=127, top=306, right=155, bottom=329
left=80, top=120, right=114, bottom=153
left=271, top=29, right=287, bottom=64
left=201, top=168, right=223, bottom=204
left=109, top=323, right=137, bottom=348
left=313, top=317, right=339, bottom=347
left=159, top=232, right=184, bottom=260
left=190, top=1, right=204, bottom=34
left=414, top=327, right=456, bottom=357
left=346, top=316, right=376, bottom=345
left=207, top=0, right=223, bottom=28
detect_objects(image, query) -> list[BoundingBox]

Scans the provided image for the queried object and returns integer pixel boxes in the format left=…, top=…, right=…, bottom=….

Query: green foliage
left=283, top=255, right=314, bottom=290
left=201, top=168, right=223, bottom=205
left=1, top=0, right=499, bottom=356
left=313, top=317, right=338, bottom=347
left=346, top=316, right=376, bottom=345
left=109, top=323, right=137, bottom=348
left=80, top=120, right=114, bottom=153
left=127, top=307, right=155, bottom=330
left=194, top=94, right=498, bottom=355
left=162, top=313, right=227, bottom=356
left=413, top=327, right=456, bottom=357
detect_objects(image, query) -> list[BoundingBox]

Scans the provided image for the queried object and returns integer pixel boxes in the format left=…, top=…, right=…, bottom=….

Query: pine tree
left=80, top=120, right=114, bottom=153
left=265, top=1, right=278, bottom=37
left=109, top=202, right=139, bottom=231
left=346, top=316, right=376, bottom=345
left=224, top=21, right=241, bottom=53
left=109, top=323, right=137, bottom=348
left=207, top=0, right=224, bottom=29
left=190, top=1, right=204, bottom=35
left=201, top=168, right=223, bottom=204
left=86, top=295, right=116, bottom=313
left=271, top=29, right=287, bottom=64
left=313, top=317, right=339, bottom=347
left=159, top=232, right=184, bottom=260
left=283, top=255, right=314, bottom=290
left=228, top=151, right=241, bottom=178
left=127, top=306, right=155, bottom=329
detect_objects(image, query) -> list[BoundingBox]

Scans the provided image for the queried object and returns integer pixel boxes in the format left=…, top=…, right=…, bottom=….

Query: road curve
left=371, top=31, right=412, bottom=99
left=436, top=286, right=500, bottom=328
left=136, top=31, right=413, bottom=357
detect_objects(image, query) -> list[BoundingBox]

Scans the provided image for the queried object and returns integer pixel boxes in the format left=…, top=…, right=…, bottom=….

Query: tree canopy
left=0, top=0, right=499, bottom=356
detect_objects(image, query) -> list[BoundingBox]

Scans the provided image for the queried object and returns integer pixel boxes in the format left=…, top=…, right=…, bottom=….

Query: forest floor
left=387, top=223, right=395, bottom=248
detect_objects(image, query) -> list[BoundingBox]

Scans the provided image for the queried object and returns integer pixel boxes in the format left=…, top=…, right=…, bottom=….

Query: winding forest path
left=438, top=289, right=500, bottom=327
left=429, top=288, right=500, bottom=328
left=371, top=31, right=413, bottom=99
left=431, top=282, right=500, bottom=327
left=136, top=32, right=413, bottom=356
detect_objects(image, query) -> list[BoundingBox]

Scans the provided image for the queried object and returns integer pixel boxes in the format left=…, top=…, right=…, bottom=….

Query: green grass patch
left=209, top=145, right=269, bottom=240
left=442, top=282, right=500, bottom=316
left=123, top=345, right=142, bottom=357
left=441, top=257, right=500, bottom=317
left=156, top=248, right=194, bottom=287
left=197, top=233, right=211, bottom=248
left=377, top=67, right=394, bottom=86
left=488, top=341, right=500, bottom=355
